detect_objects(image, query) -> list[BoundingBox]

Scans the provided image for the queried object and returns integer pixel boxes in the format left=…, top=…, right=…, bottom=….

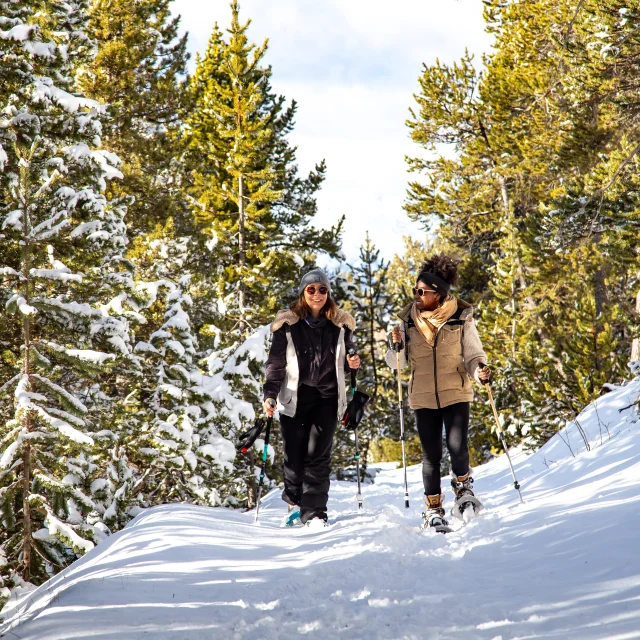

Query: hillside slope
left=2, top=381, right=639, bottom=640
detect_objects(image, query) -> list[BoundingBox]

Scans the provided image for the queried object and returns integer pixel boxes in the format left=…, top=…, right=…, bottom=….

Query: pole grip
left=347, top=348, right=358, bottom=391
left=478, top=362, right=492, bottom=385
left=396, top=351, right=403, bottom=399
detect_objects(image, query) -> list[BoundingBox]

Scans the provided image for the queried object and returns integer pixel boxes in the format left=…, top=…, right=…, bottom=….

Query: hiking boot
left=422, top=494, right=451, bottom=533
left=451, top=470, right=475, bottom=500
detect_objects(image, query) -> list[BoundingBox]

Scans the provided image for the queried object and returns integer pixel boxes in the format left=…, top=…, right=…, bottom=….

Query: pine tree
left=79, top=0, right=189, bottom=238
left=136, top=276, right=239, bottom=506
left=0, top=0, right=134, bottom=588
left=203, top=324, right=274, bottom=507
left=183, top=1, right=343, bottom=345
left=333, top=234, right=397, bottom=475
left=403, top=0, right=640, bottom=450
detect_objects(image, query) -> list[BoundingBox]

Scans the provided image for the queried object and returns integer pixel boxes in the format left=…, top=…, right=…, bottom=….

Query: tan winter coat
left=385, top=300, right=487, bottom=410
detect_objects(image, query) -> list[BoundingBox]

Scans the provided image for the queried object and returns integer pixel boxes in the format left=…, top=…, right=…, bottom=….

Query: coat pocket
left=457, top=365, right=466, bottom=388
left=442, top=326, right=462, bottom=345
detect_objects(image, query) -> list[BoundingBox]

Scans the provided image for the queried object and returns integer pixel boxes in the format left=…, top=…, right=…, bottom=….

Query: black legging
left=415, top=402, right=470, bottom=496
left=279, top=384, right=338, bottom=523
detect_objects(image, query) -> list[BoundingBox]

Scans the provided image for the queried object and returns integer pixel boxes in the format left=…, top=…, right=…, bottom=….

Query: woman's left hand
left=346, top=354, right=361, bottom=370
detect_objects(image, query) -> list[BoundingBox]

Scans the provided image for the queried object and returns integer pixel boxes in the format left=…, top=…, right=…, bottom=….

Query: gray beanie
left=298, top=268, right=331, bottom=296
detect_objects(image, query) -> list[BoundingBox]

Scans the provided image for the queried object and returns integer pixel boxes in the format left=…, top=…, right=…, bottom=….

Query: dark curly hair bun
left=417, top=254, right=460, bottom=296
left=420, top=254, right=460, bottom=286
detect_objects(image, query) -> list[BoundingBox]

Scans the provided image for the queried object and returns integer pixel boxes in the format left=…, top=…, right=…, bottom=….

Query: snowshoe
left=422, top=494, right=453, bottom=534
left=283, top=505, right=302, bottom=528
left=304, top=517, right=329, bottom=531
left=450, top=471, right=484, bottom=523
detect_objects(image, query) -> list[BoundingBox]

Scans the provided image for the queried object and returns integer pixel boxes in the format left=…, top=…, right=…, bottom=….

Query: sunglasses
left=412, top=287, right=438, bottom=297
left=305, top=285, right=329, bottom=295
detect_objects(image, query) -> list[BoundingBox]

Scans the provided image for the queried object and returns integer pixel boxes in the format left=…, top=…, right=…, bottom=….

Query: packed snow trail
left=2, top=382, right=640, bottom=640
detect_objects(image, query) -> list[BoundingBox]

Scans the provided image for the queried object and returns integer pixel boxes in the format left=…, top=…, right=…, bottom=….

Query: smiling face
left=303, top=282, right=328, bottom=316
left=414, top=279, right=441, bottom=312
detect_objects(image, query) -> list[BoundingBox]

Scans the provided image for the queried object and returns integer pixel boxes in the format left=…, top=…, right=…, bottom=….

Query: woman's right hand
left=264, top=398, right=277, bottom=418
left=391, top=326, right=402, bottom=345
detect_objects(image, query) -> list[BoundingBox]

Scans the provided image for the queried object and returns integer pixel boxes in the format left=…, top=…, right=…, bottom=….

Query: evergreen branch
left=563, top=0, right=587, bottom=45
left=579, top=138, right=640, bottom=217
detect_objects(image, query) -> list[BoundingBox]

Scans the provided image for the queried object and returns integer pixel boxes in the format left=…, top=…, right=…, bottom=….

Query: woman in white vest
left=263, top=269, right=360, bottom=527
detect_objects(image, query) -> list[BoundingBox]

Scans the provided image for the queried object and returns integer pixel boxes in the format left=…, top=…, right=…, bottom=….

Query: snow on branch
left=1, top=210, right=22, bottom=230
left=44, top=510, right=94, bottom=554
left=30, top=374, right=88, bottom=415
left=40, top=341, right=116, bottom=367
left=37, top=408, right=93, bottom=446
left=0, top=24, right=35, bottom=41
left=29, top=269, right=83, bottom=283
left=0, top=267, right=24, bottom=280
left=198, top=435, right=236, bottom=472
left=63, top=144, right=123, bottom=182
left=5, top=293, right=37, bottom=317
left=33, top=78, right=102, bottom=115
left=0, top=432, right=24, bottom=470
left=37, top=298, right=103, bottom=319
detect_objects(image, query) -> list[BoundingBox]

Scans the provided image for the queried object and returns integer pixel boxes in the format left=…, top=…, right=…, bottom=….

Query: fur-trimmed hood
left=270, top=308, right=356, bottom=333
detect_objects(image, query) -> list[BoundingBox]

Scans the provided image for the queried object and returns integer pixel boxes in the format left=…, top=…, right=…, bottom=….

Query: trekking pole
left=349, top=366, right=363, bottom=510
left=342, top=349, right=370, bottom=510
left=394, top=340, right=410, bottom=509
left=479, top=364, right=524, bottom=504
left=254, top=413, right=274, bottom=524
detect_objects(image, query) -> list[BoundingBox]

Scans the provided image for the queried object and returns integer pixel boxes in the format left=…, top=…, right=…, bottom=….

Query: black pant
left=279, top=385, right=338, bottom=523
left=415, top=402, right=470, bottom=496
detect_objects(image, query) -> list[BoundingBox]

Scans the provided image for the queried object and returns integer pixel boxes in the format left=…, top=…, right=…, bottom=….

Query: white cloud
left=172, top=0, right=492, bottom=261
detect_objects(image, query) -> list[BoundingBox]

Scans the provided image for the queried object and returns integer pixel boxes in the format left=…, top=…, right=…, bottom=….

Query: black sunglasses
left=412, top=287, right=438, bottom=297
left=305, top=285, right=329, bottom=295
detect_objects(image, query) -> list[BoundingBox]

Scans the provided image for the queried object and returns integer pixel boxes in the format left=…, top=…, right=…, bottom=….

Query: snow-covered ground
left=2, top=381, right=640, bottom=640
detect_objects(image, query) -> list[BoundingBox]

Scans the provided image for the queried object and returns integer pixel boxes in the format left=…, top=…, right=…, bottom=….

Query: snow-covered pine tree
left=112, top=228, right=238, bottom=511
left=203, top=324, right=273, bottom=507
left=0, top=0, right=134, bottom=590
left=135, top=275, right=237, bottom=507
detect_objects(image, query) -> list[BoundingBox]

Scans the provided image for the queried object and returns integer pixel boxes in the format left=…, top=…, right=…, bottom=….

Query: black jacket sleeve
left=263, top=326, right=288, bottom=400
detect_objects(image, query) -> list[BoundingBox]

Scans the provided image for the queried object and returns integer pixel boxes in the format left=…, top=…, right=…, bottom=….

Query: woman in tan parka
left=387, top=254, right=491, bottom=531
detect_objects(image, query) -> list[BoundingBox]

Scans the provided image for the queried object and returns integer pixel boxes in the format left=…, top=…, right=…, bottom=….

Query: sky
left=171, top=0, right=493, bottom=263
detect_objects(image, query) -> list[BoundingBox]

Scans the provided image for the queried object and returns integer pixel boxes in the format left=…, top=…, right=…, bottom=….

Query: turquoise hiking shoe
left=284, top=505, right=302, bottom=527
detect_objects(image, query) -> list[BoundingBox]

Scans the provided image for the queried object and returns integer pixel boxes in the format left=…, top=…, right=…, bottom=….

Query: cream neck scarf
left=410, top=295, right=458, bottom=346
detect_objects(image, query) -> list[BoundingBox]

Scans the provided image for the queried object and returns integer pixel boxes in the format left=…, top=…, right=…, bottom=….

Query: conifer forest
left=1, top=0, right=639, bottom=606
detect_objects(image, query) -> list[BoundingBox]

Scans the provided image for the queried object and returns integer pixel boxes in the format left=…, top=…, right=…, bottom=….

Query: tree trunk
left=592, top=235, right=608, bottom=374
left=367, top=263, right=378, bottom=396
left=21, top=155, right=33, bottom=581
left=238, top=173, right=246, bottom=335
left=499, top=175, right=519, bottom=357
